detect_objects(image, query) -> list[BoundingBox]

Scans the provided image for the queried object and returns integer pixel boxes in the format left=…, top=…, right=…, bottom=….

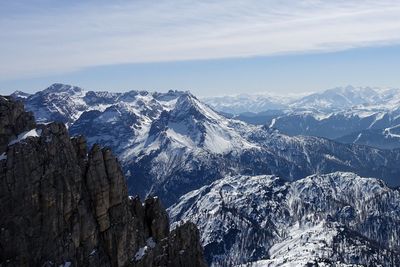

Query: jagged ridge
left=0, top=96, right=207, bottom=267
left=169, top=172, right=400, bottom=266
left=12, top=84, right=400, bottom=207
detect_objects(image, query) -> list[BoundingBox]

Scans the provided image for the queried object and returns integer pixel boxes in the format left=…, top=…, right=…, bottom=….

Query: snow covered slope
left=13, top=84, right=400, bottom=206
left=202, top=93, right=293, bottom=114
left=169, top=172, right=400, bottom=266
left=205, top=86, right=400, bottom=115
left=216, top=87, right=400, bottom=149
left=23, top=83, right=88, bottom=125
left=290, top=85, right=400, bottom=112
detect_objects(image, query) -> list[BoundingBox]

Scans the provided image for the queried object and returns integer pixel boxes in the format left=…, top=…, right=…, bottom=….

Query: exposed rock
left=0, top=97, right=207, bottom=267
left=144, top=197, right=169, bottom=242
left=135, top=222, right=208, bottom=267
left=0, top=96, right=35, bottom=153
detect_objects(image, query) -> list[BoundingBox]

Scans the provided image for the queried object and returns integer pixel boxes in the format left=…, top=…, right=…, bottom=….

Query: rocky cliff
left=0, top=95, right=207, bottom=267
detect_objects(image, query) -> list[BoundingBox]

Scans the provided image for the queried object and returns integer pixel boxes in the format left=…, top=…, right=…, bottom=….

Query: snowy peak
left=10, top=90, right=31, bottom=99
left=15, top=84, right=187, bottom=127
left=152, top=89, right=188, bottom=102
left=169, top=172, right=400, bottom=266
left=290, top=85, right=400, bottom=111
left=42, top=83, right=84, bottom=95
left=22, top=83, right=87, bottom=125
left=204, top=85, right=400, bottom=116
left=203, top=93, right=292, bottom=114
left=83, top=90, right=120, bottom=105
left=144, top=93, right=253, bottom=154
left=172, top=93, right=223, bottom=122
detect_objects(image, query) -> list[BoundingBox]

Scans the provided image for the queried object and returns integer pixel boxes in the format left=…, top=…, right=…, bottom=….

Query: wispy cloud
left=1, top=0, right=400, bottom=80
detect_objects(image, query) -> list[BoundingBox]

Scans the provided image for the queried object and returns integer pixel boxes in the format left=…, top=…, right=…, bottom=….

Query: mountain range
left=11, top=84, right=400, bottom=205
left=0, top=95, right=207, bottom=266
left=203, top=85, right=400, bottom=114
left=204, top=85, right=400, bottom=150
left=6, top=83, right=400, bottom=266
left=169, top=172, right=400, bottom=266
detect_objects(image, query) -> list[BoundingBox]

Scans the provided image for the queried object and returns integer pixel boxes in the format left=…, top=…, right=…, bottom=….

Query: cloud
left=1, top=0, right=400, bottom=80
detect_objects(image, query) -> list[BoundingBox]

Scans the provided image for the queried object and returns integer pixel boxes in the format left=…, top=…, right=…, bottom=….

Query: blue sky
left=1, top=0, right=400, bottom=96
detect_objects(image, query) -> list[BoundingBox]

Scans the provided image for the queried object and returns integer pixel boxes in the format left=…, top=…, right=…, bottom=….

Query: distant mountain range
left=8, top=83, right=400, bottom=266
left=203, top=85, right=400, bottom=149
left=203, top=85, right=400, bottom=114
left=202, top=93, right=294, bottom=114
left=10, top=84, right=400, bottom=202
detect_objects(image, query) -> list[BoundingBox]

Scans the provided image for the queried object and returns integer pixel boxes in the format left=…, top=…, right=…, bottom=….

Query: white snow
left=384, top=127, right=400, bottom=138
left=353, top=132, right=362, bottom=143
left=97, top=109, right=121, bottom=123
left=146, top=237, right=156, bottom=248
left=134, top=237, right=156, bottom=261
left=170, top=172, right=399, bottom=267
left=264, top=221, right=337, bottom=266
left=59, top=262, right=72, bottom=267
left=202, top=93, right=296, bottom=114
left=8, top=129, right=42, bottom=146
left=269, top=118, right=276, bottom=128
left=0, top=153, right=7, bottom=161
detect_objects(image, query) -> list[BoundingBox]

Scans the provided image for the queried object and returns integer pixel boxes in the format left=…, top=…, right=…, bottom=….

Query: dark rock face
left=0, top=96, right=35, bottom=152
left=0, top=97, right=207, bottom=267
left=134, top=222, right=206, bottom=267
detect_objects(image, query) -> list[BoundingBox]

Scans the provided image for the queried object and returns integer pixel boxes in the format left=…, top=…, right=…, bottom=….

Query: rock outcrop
left=0, top=96, right=35, bottom=152
left=0, top=96, right=207, bottom=267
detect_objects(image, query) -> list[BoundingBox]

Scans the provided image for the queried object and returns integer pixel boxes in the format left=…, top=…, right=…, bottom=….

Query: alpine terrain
left=169, top=172, right=400, bottom=266
left=0, top=95, right=207, bottom=267
left=205, top=86, right=400, bottom=150
left=3, top=1, right=400, bottom=267
left=12, top=84, right=400, bottom=207
left=6, top=83, right=400, bottom=266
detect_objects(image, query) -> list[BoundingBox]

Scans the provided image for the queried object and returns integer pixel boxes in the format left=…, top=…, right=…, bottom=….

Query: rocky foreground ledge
left=0, top=95, right=207, bottom=267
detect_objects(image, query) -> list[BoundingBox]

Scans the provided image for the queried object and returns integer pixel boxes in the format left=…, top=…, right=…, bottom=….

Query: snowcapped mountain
left=206, top=86, right=400, bottom=149
left=12, top=84, right=400, bottom=206
left=202, top=93, right=293, bottom=114
left=22, top=83, right=88, bottom=125
left=269, top=104, right=400, bottom=149
left=209, top=84, right=397, bottom=116
left=169, top=172, right=400, bottom=266
left=9, top=84, right=400, bottom=266
left=205, top=86, right=400, bottom=115
left=10, top=90, right=31, bottom=99
left=290, top=85, right=400, bottom=112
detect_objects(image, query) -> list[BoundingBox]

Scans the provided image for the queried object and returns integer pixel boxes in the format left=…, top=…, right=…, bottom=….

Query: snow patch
left=59, top=262, right=72, bottom=267
left=0, top=153, right=7, bottom=161
left=134, top=237, right=156, bottom=261
left=8, top=129, right=42, bottom=146
left=266, top=221, right=337, bottom=266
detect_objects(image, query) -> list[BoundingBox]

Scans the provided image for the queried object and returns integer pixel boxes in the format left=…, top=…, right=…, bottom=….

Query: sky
left=1, top=0, right=400, bottom=96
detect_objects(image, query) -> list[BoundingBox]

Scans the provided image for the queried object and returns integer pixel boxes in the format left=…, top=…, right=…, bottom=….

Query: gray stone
left=0, top=96, right=207, bottom=267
